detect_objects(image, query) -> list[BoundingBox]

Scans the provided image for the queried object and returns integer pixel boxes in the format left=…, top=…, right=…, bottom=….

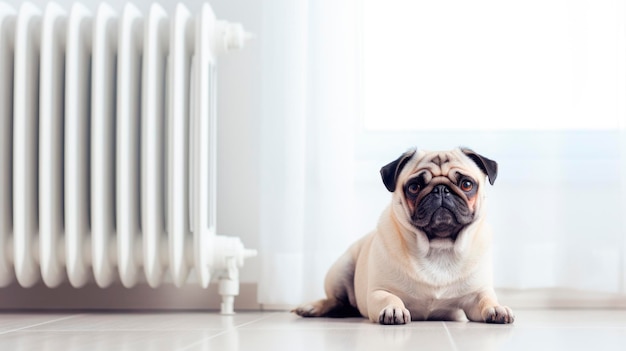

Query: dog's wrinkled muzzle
left=414, top=184, right=473, bottom=240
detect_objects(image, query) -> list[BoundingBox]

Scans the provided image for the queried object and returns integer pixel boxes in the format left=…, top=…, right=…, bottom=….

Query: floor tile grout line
left=0, top=314, right=81, bottom=336
left=442, top=322, right=460, bottom=351
left=176, top=312, right=281, bottom=351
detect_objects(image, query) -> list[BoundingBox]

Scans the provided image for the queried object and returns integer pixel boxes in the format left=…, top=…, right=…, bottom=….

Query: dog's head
left=380, top=147, right=497, bottom=244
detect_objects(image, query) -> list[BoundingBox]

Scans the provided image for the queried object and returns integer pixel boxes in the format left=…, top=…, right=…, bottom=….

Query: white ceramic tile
left=0, top=313, right=77, bottom=333
left=183, top=327, right=456, bottom=351
left=184, top=312, right=455, bottom=351
left=0, top=330, right=217, bottom=351
left=26, top=312, right=269, bottom=331
left=448, top=326, right=626, bottom=351
left=445, top=309, right=626, bottom=351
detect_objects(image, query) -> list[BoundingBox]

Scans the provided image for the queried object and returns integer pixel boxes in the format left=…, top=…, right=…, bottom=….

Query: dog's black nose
left=432, top=184, right=451, bottom=195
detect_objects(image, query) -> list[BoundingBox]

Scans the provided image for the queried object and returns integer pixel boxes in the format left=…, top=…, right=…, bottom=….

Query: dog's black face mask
left=407, top=176, right=476, bottom=241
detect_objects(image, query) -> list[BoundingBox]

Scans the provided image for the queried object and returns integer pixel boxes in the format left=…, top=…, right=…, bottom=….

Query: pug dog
left=293, top=147, right=514, bottom=324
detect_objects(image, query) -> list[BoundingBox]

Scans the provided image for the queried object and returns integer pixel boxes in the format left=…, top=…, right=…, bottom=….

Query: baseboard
left=0, top=281, right=261, bottom=311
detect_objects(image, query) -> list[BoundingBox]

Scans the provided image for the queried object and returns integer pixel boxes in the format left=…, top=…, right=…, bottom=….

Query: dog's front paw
left=292, top=302, right=324, bottom=317
left=378, top=305, right=411, bottom=325
left=482, top=305, right=515, bottom=324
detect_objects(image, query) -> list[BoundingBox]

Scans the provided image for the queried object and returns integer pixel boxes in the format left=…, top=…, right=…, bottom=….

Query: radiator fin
left=13, top=2, right=41, bottom=288
left=168, top=3, right=192, bottom=288
left=39, top=2, right=65, bottom=288
left=91, top=2, right=117, bottom=288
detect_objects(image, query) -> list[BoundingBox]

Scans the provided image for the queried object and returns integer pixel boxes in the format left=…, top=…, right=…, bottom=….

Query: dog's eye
left=407, top=183, right=420, bottom=194
left=460, top=179, right=474, bottom=192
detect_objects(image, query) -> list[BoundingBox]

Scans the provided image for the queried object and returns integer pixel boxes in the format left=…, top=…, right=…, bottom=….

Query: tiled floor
left=0, top=309, right=625, bottom=350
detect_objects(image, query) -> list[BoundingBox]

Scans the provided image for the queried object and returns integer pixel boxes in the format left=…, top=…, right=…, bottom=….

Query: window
left=361, top=0, right=625, bottom=131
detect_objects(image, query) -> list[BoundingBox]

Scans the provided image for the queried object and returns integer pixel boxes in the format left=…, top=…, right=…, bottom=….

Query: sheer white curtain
left=258, top=0, right=626, bottom=306
left=258, top=0, right=359, bottom=305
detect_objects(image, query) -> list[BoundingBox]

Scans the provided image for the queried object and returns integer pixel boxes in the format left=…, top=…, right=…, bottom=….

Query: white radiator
left=0, top=2, right=256, bottom=314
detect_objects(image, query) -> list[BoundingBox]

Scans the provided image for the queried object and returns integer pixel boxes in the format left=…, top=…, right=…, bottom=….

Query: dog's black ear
left=380, top=150, right=416, bottom=192
left=461, top=148, right=498, bottom=185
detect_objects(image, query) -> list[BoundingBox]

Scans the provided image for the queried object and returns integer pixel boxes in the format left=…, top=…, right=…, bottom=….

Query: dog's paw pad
left=378, top=305, right=410, bottom=325
left=483, top=305, right=515, bottom=324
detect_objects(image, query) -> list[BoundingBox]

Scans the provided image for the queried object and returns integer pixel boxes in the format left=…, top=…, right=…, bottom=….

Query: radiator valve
left=214, top=236, right=257, bottom=314
left=216, top=21, right=254, bottom=52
